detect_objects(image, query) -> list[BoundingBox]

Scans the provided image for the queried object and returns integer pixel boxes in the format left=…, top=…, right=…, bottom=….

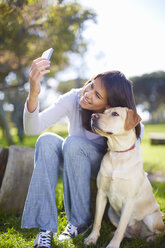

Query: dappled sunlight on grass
left=0, top=178, right=164, bottom=248
left=0, top=123, right=68, bottom=148
left=0, top=123, right=165, bottom=247
left=141, top=123, right=165, bottom=173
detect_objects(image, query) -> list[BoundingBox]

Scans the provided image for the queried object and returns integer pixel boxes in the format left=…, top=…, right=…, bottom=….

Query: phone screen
left=41, top=48, right=54, bottom=60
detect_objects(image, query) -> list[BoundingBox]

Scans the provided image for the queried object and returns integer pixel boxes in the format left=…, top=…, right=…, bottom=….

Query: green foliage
left=0, top=123, right=68, bottom=147
left=0, top=0, right=96, bottom=145
left=0, top=0, right=96, bottom=83
left=130, top=71, right=165, bottom=121
left=57, top=78, right=87, bottom=94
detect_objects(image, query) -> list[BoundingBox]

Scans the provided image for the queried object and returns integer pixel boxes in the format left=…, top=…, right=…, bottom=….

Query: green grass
left=0, top=123, right=165, bottom=247
left=1, top=122, right=165, bottom=173
left=141, top=123, right=165, bottom=173
left=0, top=180, right=164, bottom=248
left=0, top=123, right=68, bottom=148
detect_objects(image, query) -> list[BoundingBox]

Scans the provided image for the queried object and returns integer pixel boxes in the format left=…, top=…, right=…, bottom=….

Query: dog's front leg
left=106, top=199, right=134, bottom=248
left=84, top=189, right=107, bottom=246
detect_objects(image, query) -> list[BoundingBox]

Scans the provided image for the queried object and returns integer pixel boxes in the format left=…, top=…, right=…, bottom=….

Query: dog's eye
left=112, top=112, right=119, bottom=116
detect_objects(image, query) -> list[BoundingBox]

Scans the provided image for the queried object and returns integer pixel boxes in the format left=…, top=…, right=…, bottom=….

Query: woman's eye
left=90, top=82, right=94, bottom=88
left=96, top=93, right=100, bottom=99
left=112, top=112, right=119, bottom=116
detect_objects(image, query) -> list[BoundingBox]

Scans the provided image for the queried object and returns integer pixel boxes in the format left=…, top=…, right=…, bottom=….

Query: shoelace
left=34, top=230, right=52, bottom=248
left=63, top=222, right=78, bottom=237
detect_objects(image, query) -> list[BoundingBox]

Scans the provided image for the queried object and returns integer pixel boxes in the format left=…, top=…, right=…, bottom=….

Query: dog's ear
left=124, top=109, right=142, bottom=130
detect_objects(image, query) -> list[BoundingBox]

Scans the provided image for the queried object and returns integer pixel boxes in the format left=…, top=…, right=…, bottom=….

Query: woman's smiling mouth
left=82, top=96, right=91, bottom=105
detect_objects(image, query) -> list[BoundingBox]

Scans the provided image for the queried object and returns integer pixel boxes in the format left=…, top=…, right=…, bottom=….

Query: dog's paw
left=106, top=241, right=119, bottom=248
left=106, top=245, right=119, bottom=248
left=84, top=233, right=99, bottom=246
left=146, top=235, right=156, bottom=242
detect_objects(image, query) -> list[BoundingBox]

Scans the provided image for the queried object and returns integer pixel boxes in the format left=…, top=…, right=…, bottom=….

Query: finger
left=40, top=70, right=50, bottom=76
left=31, top=70, right=50, bottom=82
left=30, top=68, right=50, bottom=81
left=29, top=68, right=42, bottom=81
left=31, top=57, right=49, bottom=70
left=30, top=61, right=50, bottom=74
left=31, top=59, right=50, bottom=69
left=33, top=57, right=47, bottom=64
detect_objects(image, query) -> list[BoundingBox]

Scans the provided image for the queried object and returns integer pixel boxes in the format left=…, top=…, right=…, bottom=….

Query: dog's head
left=91, top=107, right=141, bottom=136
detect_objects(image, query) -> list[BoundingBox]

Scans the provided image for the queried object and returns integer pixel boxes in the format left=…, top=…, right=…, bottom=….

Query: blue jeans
left=21, top=133, right=105, bottom=232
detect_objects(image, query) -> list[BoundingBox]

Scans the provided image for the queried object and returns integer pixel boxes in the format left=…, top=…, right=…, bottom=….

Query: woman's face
left=80, top=77, right=109, bottom=112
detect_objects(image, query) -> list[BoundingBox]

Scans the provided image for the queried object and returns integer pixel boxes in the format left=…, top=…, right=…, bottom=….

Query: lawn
left=141, top=123, right=165, bottom=173
left=0, top=123, right=165, bottom=247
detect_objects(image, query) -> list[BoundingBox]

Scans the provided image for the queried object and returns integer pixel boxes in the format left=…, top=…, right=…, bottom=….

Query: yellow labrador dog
left=84, top=107, right=165, bottom=248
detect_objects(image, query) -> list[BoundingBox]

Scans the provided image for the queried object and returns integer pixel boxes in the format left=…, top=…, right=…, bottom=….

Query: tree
left=57, top=78, right=87, bottom=94
left=0, top=0, right=96, bottom=88
left=130, top=71, right=165, bottom=122
left=0, top=101, right=14, bottom=145
left=0, top=0, right=96, bottom=143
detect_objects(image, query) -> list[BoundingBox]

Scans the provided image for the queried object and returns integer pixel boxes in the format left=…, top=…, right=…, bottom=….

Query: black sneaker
left=34, top=230, right=52, bottom=248
left=58, top=222, right=92, bottom=241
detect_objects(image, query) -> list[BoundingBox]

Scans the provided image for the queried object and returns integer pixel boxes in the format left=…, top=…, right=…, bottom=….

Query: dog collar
left=114, top=144, right=136, bottom=153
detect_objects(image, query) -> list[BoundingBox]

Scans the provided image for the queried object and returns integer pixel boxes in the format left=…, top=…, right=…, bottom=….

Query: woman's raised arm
left=27, top=57, right=50, bottom=112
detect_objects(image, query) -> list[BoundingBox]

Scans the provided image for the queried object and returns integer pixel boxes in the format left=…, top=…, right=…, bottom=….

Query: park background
left=0, top=0, right=165, bottom=247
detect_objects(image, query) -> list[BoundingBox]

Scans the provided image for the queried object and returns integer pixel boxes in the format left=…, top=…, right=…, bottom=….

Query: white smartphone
left=41, top=48, right=54, bottom=60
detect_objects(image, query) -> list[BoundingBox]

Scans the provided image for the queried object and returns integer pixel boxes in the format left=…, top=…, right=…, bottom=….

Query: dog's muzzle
left=91, top=113, right=100, bottom=132
left=91, top=113, right=100, bottom=121
left=91, top=113, right=113, bottom=135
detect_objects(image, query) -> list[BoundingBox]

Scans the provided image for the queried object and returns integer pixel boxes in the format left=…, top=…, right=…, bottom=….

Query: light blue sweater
left=23, top=88, right=144, bottom=147
left=24, top=88, right=107, bottom=146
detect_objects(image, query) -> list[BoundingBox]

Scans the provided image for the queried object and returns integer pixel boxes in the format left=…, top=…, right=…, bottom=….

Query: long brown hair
left=81, top=70, right=141, bottom=139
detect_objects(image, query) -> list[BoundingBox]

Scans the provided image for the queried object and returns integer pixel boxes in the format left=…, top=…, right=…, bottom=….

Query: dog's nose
left=91, top=113, right=100, bottom=120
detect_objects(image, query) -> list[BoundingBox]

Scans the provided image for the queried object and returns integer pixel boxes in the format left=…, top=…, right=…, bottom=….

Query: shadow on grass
left=0, top=211, right=164, bottom=248
left=0, top=180, right=164, bottom=248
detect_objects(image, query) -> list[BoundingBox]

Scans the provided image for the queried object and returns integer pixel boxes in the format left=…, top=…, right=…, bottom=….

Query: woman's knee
left=62, top=136, right=86, bottom=156
left=36, top=132, right=63, bottom=151
left=34, top=133, right=63, bottom=170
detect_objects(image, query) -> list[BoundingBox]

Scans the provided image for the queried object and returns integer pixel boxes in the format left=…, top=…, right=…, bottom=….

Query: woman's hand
left=29, top=57, right=50, bottom=97
left=27, top=58, right=50, bottom=112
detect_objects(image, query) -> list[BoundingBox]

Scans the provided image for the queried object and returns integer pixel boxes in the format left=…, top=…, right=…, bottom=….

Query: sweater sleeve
left=23, top=89, right=76, bottom=135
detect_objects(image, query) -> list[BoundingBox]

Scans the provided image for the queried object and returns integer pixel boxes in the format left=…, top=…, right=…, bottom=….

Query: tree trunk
left=0, top=145, right=109, bottom=218
left=0, top=105, right=14, bottom=145
left=0, top=146, right=34, bottom=214
left=0, top=147, right=9, bottom=188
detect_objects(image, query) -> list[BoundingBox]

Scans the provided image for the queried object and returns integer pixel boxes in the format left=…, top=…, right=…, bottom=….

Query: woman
left=21, top=58, right=143, bottom=248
